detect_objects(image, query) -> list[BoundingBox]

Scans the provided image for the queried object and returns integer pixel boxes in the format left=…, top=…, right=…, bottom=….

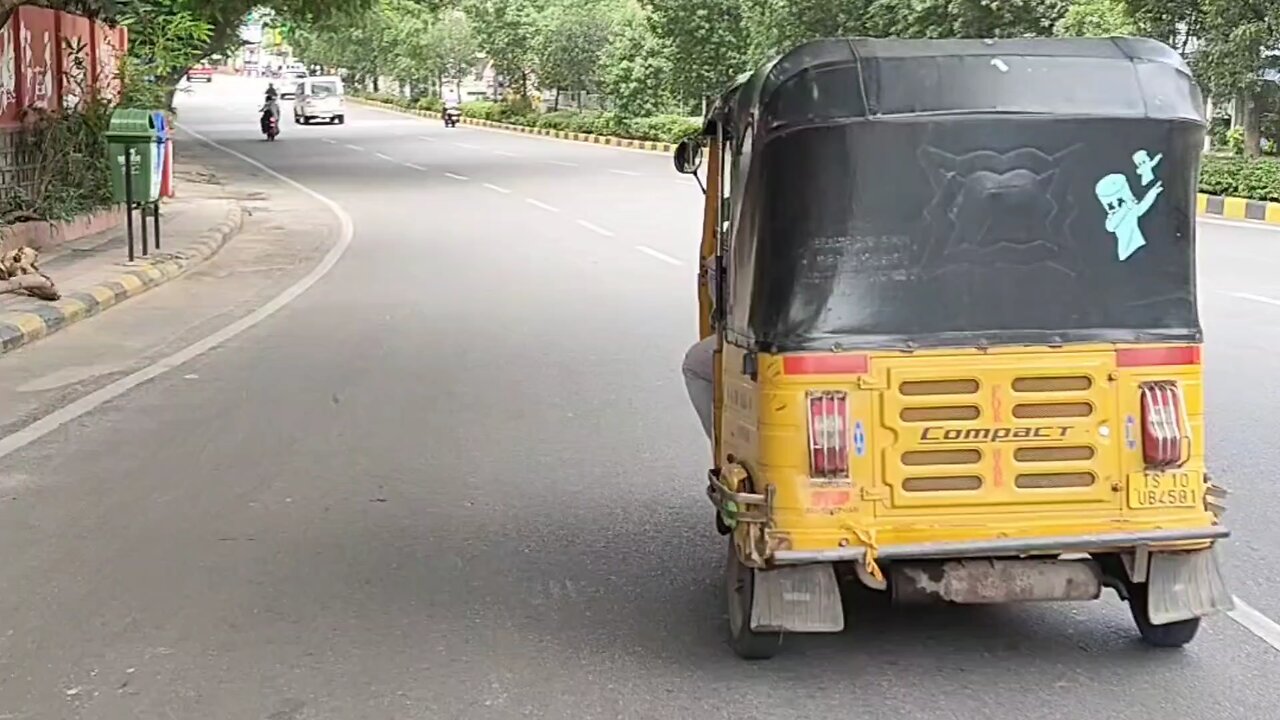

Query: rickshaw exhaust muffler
left=889, top=559, right=1102, bottom=605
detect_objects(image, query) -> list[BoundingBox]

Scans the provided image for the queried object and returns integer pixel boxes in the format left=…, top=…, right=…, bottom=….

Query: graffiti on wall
left=0, top=8, right=128, bottom=125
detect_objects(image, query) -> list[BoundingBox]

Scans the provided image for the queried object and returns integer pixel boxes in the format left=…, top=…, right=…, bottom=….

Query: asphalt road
left=1, top=76, right=1279, bottom=719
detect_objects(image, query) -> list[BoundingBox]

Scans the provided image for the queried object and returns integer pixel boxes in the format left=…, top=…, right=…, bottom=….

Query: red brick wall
left=0, top=7, right=128, bottom=127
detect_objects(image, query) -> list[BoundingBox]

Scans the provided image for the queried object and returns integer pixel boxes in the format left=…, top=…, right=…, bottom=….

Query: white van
left=293, top=75, right=345, bottom=125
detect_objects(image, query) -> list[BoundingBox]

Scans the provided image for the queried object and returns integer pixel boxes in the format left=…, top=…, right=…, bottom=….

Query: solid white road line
left=483, top=183, right=512, bottom=194
left=1230, top=292, right=1280, bottom=307
left=526, top=199, right=560, bottom=213
left=444, top=172, right=469, bottom=181
left=0, top=125, right=356, bottom=463
left=634, top=245, right=682, bottom=265
left=1228, top=597, right=1280, bottom=652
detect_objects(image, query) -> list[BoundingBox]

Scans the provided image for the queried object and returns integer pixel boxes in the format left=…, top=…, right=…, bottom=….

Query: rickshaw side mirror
left=674, top=138, right=703, bottom=175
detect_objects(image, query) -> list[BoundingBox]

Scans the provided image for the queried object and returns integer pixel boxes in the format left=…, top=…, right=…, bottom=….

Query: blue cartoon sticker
left=1095, top=149, right=1165, bottom=262
left=853, top=421, right=866, bottom=457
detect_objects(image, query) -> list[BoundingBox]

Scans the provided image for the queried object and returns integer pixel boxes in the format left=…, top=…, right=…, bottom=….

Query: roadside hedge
left=1199, top=155, right=1280, bottom=203
left=354, top=91, right=700, bottom=145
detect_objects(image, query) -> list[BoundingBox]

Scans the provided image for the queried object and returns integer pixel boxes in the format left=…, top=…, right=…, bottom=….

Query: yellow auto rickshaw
left=674, top=37, right=1232, bottom=659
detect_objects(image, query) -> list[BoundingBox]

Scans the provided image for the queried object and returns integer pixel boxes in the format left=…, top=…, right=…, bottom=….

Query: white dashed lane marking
left=1230, top=292, right=1280, bottom=307
left=634, top=245, right=682, bottom=265
left=526, top=199, right=560, bottom=213
left=576, top=220, right=615, bottom=237
left=484, top=183, right=512, bottom=194
left=444, top=172, right=469, bottom=181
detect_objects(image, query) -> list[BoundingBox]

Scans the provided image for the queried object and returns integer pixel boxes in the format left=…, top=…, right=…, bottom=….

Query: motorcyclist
left=260, top=95, right=280, bottom=135
left=265, top=83, right=278, bottom=101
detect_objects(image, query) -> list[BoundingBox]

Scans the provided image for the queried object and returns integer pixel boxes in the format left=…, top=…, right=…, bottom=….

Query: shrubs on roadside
left=351, top=90, right=699, bottom=145
left=1200, top=155, right=1280, bottom=203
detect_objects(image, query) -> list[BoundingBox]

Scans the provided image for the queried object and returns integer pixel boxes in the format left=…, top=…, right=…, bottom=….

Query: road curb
left=350, top=97, right=677, bottom=155
left=0, top=200, right=246, bottom=356
left=1197, top=193, right=1280, bottom=225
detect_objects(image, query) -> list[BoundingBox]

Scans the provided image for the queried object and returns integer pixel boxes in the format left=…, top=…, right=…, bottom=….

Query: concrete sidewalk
left=0, top=161, right=245, bottom=355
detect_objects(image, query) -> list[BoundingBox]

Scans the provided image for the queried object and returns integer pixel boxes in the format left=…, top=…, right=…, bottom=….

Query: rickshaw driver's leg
left=682, top=336, right=716, bottom=440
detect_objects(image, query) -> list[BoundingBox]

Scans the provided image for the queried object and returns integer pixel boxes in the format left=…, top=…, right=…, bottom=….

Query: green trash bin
left=107, top=108, right=159, bottom=204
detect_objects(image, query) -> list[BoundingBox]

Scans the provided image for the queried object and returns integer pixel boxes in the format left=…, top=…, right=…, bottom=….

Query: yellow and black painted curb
left=355, top=99, right=1280, bottom=226
left=0, top=201, right=245, bottom=356
left=1197, top=193, right=1280, bottom=225
left=350, top=98, right=677, bottom=154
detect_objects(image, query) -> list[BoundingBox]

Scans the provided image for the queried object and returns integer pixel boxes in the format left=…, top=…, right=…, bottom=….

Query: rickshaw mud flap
left=1146, top=547, right=1234, bottom=624
left=749, top=563, right=845, bottom=633
left=889, top=559, right=1102, bottom=604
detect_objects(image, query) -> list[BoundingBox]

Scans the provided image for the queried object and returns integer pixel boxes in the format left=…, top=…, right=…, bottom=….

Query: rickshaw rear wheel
left=725, top=539, right=783, bottom=659
left=1126, top=581, right=1201, bottom=648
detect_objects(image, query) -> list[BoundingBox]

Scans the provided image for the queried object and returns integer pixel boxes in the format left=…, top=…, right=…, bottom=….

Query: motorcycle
left=443, top=107, right=461, bottom=128
left=262, top=112, right=279, bottom=141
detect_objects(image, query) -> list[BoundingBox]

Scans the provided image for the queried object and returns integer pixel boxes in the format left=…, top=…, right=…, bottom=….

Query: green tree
left=382, top=0, right=440, bottom=95
left=872, top=0, right=1070, bottom=38
left=463, top=0, right=544, bottom=99
left=1055, top=0, right=1137, bottom=36
left=642, top=0, right=749, bottom=111
left=1121, top=0, right=1203, bottom=53
left=740, top=0, right=887, bottom=62
left=598, top=0, right=673, bottom=116
left=115, top=0, right=213, bottom=108
left=431, top=9, right=479, bottom=98
left=1189, top=0, right=1280, bottom=157
left=533, top=0, right=617, bottom=107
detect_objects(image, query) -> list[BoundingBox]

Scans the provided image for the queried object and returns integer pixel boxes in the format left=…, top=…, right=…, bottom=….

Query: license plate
left=1127, top=470, right=1201, bottom=509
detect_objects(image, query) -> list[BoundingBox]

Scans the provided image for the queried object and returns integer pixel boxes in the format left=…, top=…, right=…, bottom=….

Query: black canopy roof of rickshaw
left=702, top=37, right=1207, bottom=351
left=700, top=37, right=1204, bottom=140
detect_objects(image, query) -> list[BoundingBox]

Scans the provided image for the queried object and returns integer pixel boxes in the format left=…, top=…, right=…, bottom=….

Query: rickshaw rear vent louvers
left=1015, top=472, right=1097, bottom=489
left=899, top=379, right=980, bottom=396
left=900, top=406, right=982, bottom=422
left=1012, top=402, right=1094, bottom=419
left=903, top=476, right=983, bottom=492
left=902, top=449, right=982, bottom=466
left=1012, top=376, right=1094, bottom=393
left=1014, top=446, right=1096, bottom=462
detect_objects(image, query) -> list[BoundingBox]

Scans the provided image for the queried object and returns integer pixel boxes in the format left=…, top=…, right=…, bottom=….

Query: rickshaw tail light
left=785, top=354, right=869, bottom=375
left=1139, top=381, right=1190, bottom=468
left=807, top=391, right=849, bottom=478
left=1117, top=346, right=1200, bottom=367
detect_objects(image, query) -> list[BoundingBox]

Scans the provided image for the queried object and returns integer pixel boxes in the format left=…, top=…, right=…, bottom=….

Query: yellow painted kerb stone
left=1221, top=196, right=1249, bottom=220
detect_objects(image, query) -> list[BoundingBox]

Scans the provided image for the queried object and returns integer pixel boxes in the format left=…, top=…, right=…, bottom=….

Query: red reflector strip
left=783, top=354, right=870, bottom=375
left=1116, top=346, right=1201, bottom=368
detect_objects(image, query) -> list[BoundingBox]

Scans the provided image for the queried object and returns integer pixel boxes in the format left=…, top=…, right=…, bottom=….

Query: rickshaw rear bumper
left=769, top=526, right=1230, bottom=565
